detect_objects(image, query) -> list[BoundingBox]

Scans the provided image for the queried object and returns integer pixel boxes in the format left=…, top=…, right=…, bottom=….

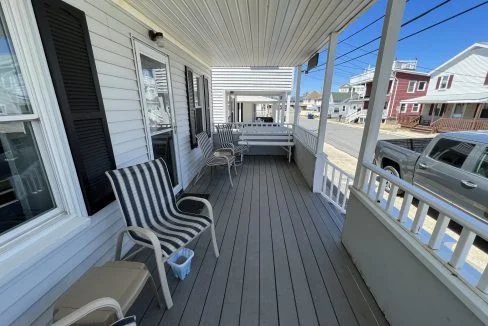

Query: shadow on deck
left=125, top=156, right=388, bottom=326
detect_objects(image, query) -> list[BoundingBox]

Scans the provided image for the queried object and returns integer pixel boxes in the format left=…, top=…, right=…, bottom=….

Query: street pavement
left=298, top=116, right=427, bottom=158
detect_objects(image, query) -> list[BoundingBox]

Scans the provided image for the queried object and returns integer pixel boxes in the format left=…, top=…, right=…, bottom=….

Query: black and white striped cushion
left=106, top=159, right=211, bottom=256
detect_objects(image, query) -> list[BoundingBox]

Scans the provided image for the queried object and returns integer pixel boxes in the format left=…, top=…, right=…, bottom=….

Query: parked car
left=375, top=131, right=488, bottom=221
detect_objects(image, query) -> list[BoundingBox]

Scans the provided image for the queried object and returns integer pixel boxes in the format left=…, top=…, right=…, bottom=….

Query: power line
left=333, top=1, right=488, bottom=66
left=336, top=0, right=452, bottom=61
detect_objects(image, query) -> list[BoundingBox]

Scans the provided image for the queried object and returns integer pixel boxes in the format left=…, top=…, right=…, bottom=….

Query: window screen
left=428, top=138, right=475, bottom=168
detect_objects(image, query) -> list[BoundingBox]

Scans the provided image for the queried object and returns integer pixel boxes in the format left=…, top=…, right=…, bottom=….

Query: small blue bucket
left=167, top=248, right=194, bottom=280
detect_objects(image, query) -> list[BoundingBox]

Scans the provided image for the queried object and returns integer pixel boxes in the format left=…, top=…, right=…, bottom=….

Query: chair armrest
left=215, top=147, right=234, bottom=156
left=220, top=142, right=235, bottom=149
left=52, top=297, right=123, bottom=326
left=177, top=196, right=214, bottom=222
left=116, top=226, right=165, bottom=259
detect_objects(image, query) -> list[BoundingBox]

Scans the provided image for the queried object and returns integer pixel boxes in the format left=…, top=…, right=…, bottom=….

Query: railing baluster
left=449, top=228, right=476, bottom=269
left=335, top=172, right=343, bottom=204
left=375, top=177, right=387, bottom=203
left=477, top=268, right=488, bottom=294
left=323, top=162, right=328, bottom=194
left=428, top=214, right=450, bottom=250
left=385, top=185, right=399, bottom=214
left=329, top=167, right=336, bottom=198
left=342, top=182, right=350, bottom=210
left=410, top=202, right=429, bottom=234
left=398, top=193, right=413, bottom=223
left=367, top=171, right=376, bottom=199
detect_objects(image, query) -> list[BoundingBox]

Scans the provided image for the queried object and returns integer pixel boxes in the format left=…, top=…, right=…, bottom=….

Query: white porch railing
left=322, top=160, right=354, bottom=213
left=213, top=122, right=293, bottom=133
left=360, top=161, right=488, bottom=295
left=293, top=125, right=318, bottom=153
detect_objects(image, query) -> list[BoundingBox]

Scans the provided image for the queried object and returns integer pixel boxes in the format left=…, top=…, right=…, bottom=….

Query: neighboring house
left=402, top=42, right=488, bottom=132
left=328, top=91, right=352, bottom=118
left=300, top=91, right=322, bottom=111
left=347, top=60, right=429, bottom=121
left=211, top=67, right=293, bottom=123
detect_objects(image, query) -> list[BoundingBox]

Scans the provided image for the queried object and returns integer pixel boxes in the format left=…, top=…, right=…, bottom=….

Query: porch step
left=411, top=124, right=433, bottom=133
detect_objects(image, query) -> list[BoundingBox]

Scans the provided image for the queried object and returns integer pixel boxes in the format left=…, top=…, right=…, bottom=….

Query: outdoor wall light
left=148, top=30, right=164, bottom=47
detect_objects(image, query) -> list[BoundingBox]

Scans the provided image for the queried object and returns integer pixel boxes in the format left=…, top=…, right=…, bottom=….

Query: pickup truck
left=375, top=131, right=488, bottom=221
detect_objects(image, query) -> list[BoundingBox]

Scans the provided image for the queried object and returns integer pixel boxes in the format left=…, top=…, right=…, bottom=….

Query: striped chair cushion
left=106, top=159, right=211, bottom=256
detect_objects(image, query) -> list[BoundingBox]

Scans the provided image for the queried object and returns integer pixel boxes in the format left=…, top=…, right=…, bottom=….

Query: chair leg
left=227, top=163, right=234, bottom=187
left=211, top=223, right=220, bottom=258
left=148, top=274, right=163, bottom=308
left=233, top=161, right=237, bottom=176
left=155, top=253, right=173, bottom=309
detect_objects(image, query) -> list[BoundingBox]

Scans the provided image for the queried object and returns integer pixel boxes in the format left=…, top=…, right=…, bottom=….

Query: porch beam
left=353, top=0, right=407, bottom=187
left=315, top=31, right=338, bottom=155
left=293, top=65, right=302, bottom=130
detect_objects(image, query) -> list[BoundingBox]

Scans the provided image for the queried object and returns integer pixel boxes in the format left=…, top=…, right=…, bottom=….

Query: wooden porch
left=125, top=156, right=387, bottom=326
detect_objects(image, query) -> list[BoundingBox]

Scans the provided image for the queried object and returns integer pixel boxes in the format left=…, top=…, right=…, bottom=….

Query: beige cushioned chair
left=53, top=261, right=161, bottom=325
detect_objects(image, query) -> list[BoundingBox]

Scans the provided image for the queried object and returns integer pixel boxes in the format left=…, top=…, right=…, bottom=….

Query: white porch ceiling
left=126, top=0, right=375, bottom=66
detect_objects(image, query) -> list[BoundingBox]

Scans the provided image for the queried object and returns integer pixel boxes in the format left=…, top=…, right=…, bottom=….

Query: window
left=407, top=81, right=416, bottom=93
left=439, top=75, right=450, bottom=89
left=0, top=8, right=56, bottom=235
left=473, top=148, right=488, bottom=178
left=417, top=81, right=427, bottom=91
left=429, top=138, right=475, bottom=168
left=342, top=105, right=346, bottom=111
left=412, top=103, right=420, bottom=112
left=452, top=103, right=465, bottom=119
left=400, top=103, right=407, bottom=112
left=334, top=108, right=339, bottom=113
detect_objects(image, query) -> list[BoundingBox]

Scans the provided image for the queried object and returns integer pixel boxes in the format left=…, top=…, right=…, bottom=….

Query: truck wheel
left=384, top=165, right=404, bottom=194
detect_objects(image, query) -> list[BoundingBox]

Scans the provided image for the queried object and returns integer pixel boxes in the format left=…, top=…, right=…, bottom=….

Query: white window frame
left=452, top=103, right=466, bottom=119
left=407, top=80, right=416, bottom=93
left=400, top=103, right=407, bottom=112
left=439, top=75, right=450, bottom=90
left=0, top=0, right=88, bottom=251
left=412, top=103, right=420, bottom=112
left=417, top=81, right=426, bottom=91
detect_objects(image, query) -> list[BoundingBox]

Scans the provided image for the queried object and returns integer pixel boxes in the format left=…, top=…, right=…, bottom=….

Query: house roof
left=331, top=92, right=350, bottom=103
left=429, top=42, right=488, bottom=75
left=401, top=92, right=488, bottom=104
left=117, top=0, right=375, bottom=67
left=302, top=91, right=322, bottom=100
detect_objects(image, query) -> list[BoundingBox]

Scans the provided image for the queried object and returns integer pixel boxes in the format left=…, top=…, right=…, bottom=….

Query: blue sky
left=298, top=0, right=488, bottom=95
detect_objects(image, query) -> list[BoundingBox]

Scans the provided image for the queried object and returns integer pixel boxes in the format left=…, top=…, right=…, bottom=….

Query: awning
left=401, top=93, right=488, bottom=104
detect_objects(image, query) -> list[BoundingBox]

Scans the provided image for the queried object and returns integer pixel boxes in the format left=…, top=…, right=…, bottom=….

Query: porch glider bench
left=238, top=124, right=294, bottom=162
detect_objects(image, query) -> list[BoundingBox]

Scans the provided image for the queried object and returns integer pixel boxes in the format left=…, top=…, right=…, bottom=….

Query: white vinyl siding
left=0, top=1, right=211, bottom=325
left=429, top=45, right=488, bottom=95
left=211, top=67, right=293, bottom=123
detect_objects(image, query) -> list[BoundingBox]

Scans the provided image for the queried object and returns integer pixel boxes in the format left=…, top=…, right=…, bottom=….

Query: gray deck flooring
left=126, top=156, right=388, bottom=326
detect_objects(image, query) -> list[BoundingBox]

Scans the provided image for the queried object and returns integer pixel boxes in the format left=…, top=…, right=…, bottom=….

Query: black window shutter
left=203, top=76, right=211, bottom=136
left=33, top=0, right=116, bottom=215
left=185, top=66, right=198, bottom=148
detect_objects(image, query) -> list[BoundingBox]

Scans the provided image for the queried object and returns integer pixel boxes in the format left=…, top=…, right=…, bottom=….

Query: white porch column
left=353, top=0, right=407, bottom=187
left=315, top=32, right=338, bottom=155
left=312, top=32, right=337, bottom=192
left=293, top=66, right=302, bottom=129
left=285, top=93, right=291, bottom=123
left=272, top=103, right=277, bottom=122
